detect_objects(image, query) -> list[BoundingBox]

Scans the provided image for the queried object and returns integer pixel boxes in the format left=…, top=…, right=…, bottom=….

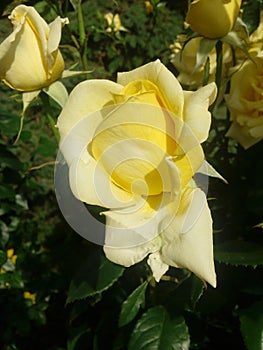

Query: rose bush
left=186, top=0, right=242, bottom=39
left=0, top=5, right=68, bottom=92
left=226, top=52, right=263, bottom=149
left=57, top=60, right=218, bottom=286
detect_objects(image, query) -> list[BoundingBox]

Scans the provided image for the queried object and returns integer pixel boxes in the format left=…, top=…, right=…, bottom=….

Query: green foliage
left=242, top=0, right=262, bottom=34
left=67, top=249, right=125, bottom=304
left=119, top=280, right=148, bottom=327
left=128, top=306, right=190, bottom=350
left=238, top=299, right=263, bottom=350
left=215, top=241, right=263, bottom=267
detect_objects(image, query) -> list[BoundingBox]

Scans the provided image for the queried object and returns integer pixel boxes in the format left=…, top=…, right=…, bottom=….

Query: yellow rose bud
left=226, top=53, right=263, bottom=149
left=186, top=0, right=242, bottom=39
left=0, top=5, right=68, bottom=91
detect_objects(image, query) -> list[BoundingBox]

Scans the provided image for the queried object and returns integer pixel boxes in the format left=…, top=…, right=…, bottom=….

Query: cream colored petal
left=249, top=124, right=263, bottom=138
left=21, top=5, right=49, bottom=56
left=147, top=252, right=169, bottom=282
left=12, top=5, right=49, bottom=61
left=183, top=83, right=217, bottom=143
left=91, top=102, right=177, bottom=195
left=48, top=17, right=69, bottom=54
left=102, top=158, right=182, bottom=248
left=117, top=60, right=184, bottom=117
left=226, top=122, right=262, bottom=149
left=59, top=108, right=102, bottom=165
left=47, top=16, right=69, bottom=74
left=103, top=193, right=174, bottom=248
left=69, top=153, right=135, bottom=209
left=161, top=187, right=216, bottom=287
left=57, top=80, right=123, bottom=141
left=104, top=236, right=161, bottom=267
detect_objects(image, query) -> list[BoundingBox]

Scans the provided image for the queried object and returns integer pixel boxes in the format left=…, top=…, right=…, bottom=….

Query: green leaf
left=238, top=299, right=263, bottom=350
left=0, top=145, right=23, bottom=171
left=0, top=113, right=20, bottom=136
left=119, top=280, right=148, bottom=327
left=67, top=325, right=91, bottom=350
left=0, top=250, right=7, bottom=265
left=0, top=184, right=15, bottom=199
left=242, top=0, right=261, bottom=34
left=128, top=306, right=190, bottom=350
left=194, top=38, right=217, bottom=72
left=67, top=250, right=125, bottom=304
left=214, top=241, right=263, bottom=267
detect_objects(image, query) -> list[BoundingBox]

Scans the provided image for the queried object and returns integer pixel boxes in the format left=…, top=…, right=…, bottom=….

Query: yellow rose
left=226, top=53, right=263, bottom=149
left=170, top=35, right=232, bottom=89
left=186, top=0, right=242, bottom=39
left=0, top=5, right=68, bottom=91
left=57, top=60, right=218, bottom=286
left=248, top=11, right=263, bottom=54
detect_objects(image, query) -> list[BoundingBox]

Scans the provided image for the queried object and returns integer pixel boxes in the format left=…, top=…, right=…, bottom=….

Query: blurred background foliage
left=0, top=0, right=263, bottom=349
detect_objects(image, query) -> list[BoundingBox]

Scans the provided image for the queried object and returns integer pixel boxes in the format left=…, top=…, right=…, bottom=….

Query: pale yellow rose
left=170, top=35, right=232, bottom=89
left=57, top=60, right=218, bottom=287
left=226, top=52, right=263, bottom=149
left=0, top=5, right=68, bottom=92
left=186, top=0, right=242, bottom=39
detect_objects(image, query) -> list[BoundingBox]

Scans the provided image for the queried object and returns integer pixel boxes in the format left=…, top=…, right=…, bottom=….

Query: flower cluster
left=171, top=1, right=263, bottom=149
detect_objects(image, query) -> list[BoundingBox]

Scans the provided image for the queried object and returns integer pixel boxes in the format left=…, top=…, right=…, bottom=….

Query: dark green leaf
left=214, top=241, right=263, bottom=267
left=0, top=145, right=23, bottom=171
left=0, top=184, right=15, bottom=199
left=189, top=275, right=205, bottom=309
left=119, top=280, right=148, bottom=327
left=0, top=250, right=7, bottom=265
left=238, top=299, right=263, bottom=350
left=67, top=250, right=125, bottom=304
left=0, top=113, right=20, bottom=135
left=242, top=0, right=261, bottom=34
left=128, top=306, right=190, bottom=350
left=67, top=325, right=91, bottom=350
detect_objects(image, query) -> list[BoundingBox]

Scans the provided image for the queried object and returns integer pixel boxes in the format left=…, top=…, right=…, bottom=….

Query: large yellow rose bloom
left=57, top=60, right=218, bottom=287
left=186, top=0, right=242, bottom=39
left=0, top=5, right=68, bottom=91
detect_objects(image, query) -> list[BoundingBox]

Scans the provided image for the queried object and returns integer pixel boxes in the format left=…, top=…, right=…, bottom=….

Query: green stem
left=210, top=40, right=223, bottom=112
left=215, top=40, right=223, bottom=96
left=77, top=1, right=89, bottom=71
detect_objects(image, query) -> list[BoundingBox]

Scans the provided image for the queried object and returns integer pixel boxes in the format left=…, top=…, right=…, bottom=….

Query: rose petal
left=69, top=154, right=136, bottom=209
left=117, top=60, right=184, bottom=117
left=226, top=122, right=263, bottom=149
left=161, top=187, right=216, bottom=287
left=183, top=83, right=217, bottom=143
left=147, top=252, right=169, bottom=282
left=57, top=80, right=123, bottom=140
